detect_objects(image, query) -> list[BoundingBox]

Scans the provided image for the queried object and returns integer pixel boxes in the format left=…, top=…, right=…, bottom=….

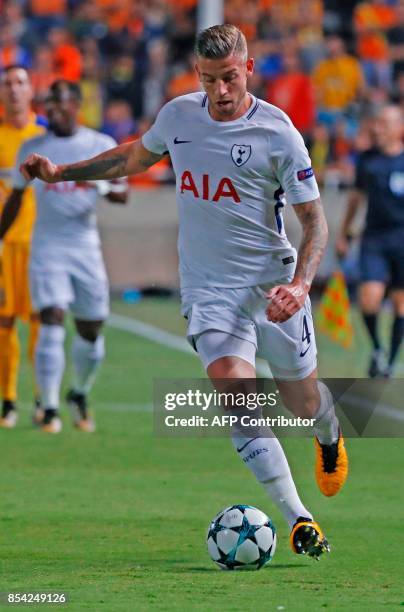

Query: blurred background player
left=0, top=65, right=46, bottom=429
left=19, top=25, right=348, bottom=559
left=0, top=80, right=128, bottom=433
left=337, top=104, right=404, bottom=378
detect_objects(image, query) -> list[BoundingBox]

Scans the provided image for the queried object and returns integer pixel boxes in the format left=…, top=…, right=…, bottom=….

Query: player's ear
left=195, top=62, right=201, bottom=80
left=246, top=58, right=254, bottom=76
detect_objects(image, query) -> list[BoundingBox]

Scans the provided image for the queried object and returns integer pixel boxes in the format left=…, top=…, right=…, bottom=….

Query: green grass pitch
left=0, top=299, right=403, bottom=611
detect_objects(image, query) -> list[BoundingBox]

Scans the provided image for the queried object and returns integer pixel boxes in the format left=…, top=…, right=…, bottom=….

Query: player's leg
left=359, top=282, right=387, bottom=376
left=0, top=243, right=21, bottom=427
left=256, top=291, right=348, bottom=497
left=275, top=371, right=348, bottom=498
left=203, top=340, right=328, bottom=559
left=35, top=307, right=66, bottom=433
left=72, top=319, right=105, bottom=394
left=183, top=286, right=328, bottom=558
left=0, top=316, right=19, bottom=428
left=387, top=289, right=404, bottom=375
left=18, top=240, right=44, bottom=418
left=29, top=258, right=74, bottom=433
left=28, top=313, right=43, bottom=423
left=198, top=331, right=314, bottom=529
left=359, top=238, right=389, bottom=376
left=67, top=319, right=105, bottom=432
left=67, top=247, right=109, bottom=432
left=385, top=251, right=404, bottom=376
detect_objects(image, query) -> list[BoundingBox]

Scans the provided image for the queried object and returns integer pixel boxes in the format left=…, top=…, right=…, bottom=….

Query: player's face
left=0, top=68, right=32, bottom=115
left=196, top=54, right=254, bottom=121
left=373, top=107, right=403, bottom=151
left=45, top=90, right=79, bottom=136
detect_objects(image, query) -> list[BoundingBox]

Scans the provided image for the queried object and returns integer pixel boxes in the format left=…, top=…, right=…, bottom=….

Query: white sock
left=72, top=335, right=105, bottom=395
left=35, top=325, right=65, bottom=409
left=313, top=381, right=339, bottom=445
left=232, top=434, right=313, bottom=529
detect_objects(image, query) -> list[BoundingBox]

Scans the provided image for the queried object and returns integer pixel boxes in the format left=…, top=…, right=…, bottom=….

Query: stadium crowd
left=0, top=0, right=403, bottom=187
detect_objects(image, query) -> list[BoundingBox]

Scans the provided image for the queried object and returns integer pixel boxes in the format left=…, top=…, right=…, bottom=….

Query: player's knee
left=75, top=319, right=104, bottom=343
left=207, top=357, right=255, bottom=382
left=0, top=315, right=15, bottom=329
left=359, top=283, right=385, bottom=313
left=40, top=307, right=65, bottom=325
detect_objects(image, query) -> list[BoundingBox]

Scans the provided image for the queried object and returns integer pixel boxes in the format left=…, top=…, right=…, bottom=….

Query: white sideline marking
left=107, top=311, right=403, bottom=424
left=108, top=312, right=271, bottom=375
left=108, top=312, right=195, bottom=355
left=97, top=402, right=153, bottom=413
left=19, top=402, right=153, bottom=414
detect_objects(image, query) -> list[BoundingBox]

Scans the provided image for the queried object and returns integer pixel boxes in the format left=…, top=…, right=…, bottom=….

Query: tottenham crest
left=231, top=144, right=251, bottom=167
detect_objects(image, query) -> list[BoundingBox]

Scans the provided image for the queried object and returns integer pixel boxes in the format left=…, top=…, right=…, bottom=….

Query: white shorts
left=30, top=245, right=109, bottom=320
left=181, top=284, right=317, bottom=381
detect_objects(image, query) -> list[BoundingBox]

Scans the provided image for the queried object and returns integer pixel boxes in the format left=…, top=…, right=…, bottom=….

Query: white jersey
left=142, top=92, right=320, bottom=288
left=13, top=126, right=117, bottom=253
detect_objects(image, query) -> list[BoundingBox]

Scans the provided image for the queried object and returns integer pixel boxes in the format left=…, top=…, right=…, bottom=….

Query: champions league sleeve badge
left=297, top=167, right=314, bottom=181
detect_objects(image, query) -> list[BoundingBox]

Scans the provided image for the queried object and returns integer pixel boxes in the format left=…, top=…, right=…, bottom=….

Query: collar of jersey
left=204, top=93, right=258, bottom=125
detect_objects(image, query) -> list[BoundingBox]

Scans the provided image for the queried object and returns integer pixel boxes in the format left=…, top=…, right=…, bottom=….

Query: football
left=206, top=504, right=276, bottom=570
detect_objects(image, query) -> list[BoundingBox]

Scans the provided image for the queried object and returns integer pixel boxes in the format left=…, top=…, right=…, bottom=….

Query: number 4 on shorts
left=300, top=315, right=311, bottom=357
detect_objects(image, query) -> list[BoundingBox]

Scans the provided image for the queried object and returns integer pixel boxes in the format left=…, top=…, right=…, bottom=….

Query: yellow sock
left=0, top=326, right=20, bottom=402
left=28, top=317, right=41, bottom=398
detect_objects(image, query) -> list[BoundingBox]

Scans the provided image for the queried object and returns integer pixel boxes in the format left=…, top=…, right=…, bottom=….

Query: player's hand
left=265, top=280, right=309, bottom=323
left=20, top=154, right=60, bottom=183
left=335, top=234, right=350, bottom=259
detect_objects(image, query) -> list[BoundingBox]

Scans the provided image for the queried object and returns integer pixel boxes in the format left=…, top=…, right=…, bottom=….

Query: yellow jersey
left=0, top=114, right=46, bottom=243
left=312, top=55, right=364, bottom=112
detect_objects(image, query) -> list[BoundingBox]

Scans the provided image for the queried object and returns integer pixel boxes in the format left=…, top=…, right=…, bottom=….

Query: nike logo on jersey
left=174, top=137, right=192, bottom=144
left=299, top=346, right=311, bottom=357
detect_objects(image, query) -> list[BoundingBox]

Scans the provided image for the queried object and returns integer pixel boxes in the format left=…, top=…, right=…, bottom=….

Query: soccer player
left=0, top=65, right=46, bottom=429
left=20, top=26, right=348, bottom=557
left=0, top=79, right=128, bottom=433
left=337, top=105, right=404, bottom=377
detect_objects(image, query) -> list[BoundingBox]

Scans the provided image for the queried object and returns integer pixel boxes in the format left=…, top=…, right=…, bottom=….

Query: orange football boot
left=315, top=431, right=348, bottom=497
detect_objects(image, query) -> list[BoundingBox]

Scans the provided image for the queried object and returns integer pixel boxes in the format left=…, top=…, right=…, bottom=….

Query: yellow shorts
left=0, top=242, right=35, bottom=321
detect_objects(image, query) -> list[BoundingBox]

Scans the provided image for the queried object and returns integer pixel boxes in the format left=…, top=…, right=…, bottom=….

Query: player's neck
left=5, top=109, right=30, bottom=129
left=382, top=142, right=403, bottom=157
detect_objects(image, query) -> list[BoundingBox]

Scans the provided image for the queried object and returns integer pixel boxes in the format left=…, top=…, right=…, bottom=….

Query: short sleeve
left=142, top=103, right=172, bottom=155
left=12, top=140, right=32, bottom=190
left=271, top=122, right=320, bottom=205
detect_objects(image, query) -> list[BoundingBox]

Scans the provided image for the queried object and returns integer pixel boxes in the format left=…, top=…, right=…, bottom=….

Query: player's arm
left=336, top=149, right=367, bottom=257
left=335, top=188, right=365, bottom=257
left=266, top=197, right=328, bottom=323
left=0, top=188, right=25, bottom=241
left=292, top=197, right=328, bottom=287
left=20, top=139, right=164, bottom=183
left=88, top=178, right=130, bottom=204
